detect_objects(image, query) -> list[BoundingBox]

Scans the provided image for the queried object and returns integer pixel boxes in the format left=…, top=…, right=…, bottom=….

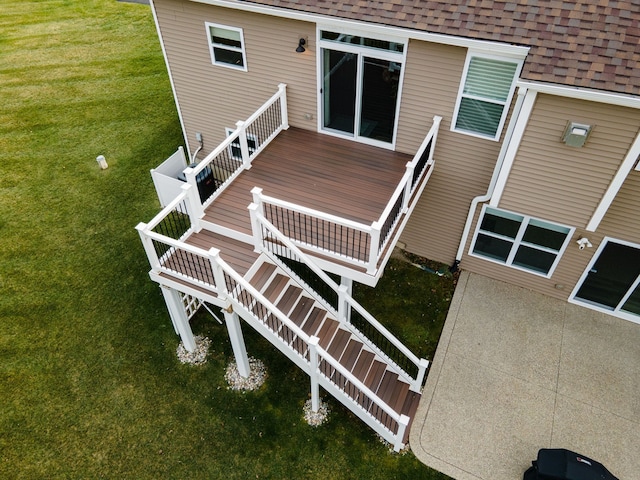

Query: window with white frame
left=470, top=206, right=572, bottom=276
left=225, top=128, right=257, bottom=159
left=205, top=23, right=247, bottom=70
left=452, top=54, right=521, bottom=140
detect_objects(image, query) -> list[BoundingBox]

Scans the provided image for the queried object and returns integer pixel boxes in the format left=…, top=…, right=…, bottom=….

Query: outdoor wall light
left=296, top=38, right=306, bottom=53
left=562, top=121, right=592, bottom=147
left=576, top=237, right=592, bottom=250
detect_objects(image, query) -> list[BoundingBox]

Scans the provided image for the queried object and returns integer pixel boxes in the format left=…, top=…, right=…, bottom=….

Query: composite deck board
left=276, top=285, right=303, bottom=315
left=289, top=296, right=315, bottom=326
left=317, top=318, right=340, bottom=349
left=262, top=274, right=289, bottom=303
left=301, top=308, right=326, bottom=336
left=352, top=350, right=375, bottom=381
left=250, top=262, right=276, bottom=291
left=185, top=230, right=258, bottom=276
left=203, top=127, right=411, bottom=234
left=341, top=339, right=363, bottom=372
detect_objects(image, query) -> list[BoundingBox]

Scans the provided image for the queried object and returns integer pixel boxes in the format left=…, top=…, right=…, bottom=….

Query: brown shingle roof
left=241, top=0, right=640, bottom=96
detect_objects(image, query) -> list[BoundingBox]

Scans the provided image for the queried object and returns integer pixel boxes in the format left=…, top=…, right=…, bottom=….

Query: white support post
left=136, top=222, right=161, bottom=270
left=223, top=307, right=251, bottom=378
left=411, top=358, right=430, bottom=392
left=161, top=285, right=196, bottom=352
left=235, top=120, right=252, bottom=170
left=394, top=415, right=410, bottom=452
left=277, top=83, right=289, bottom=130
left=180, top=183, right=202, bottom=232
left=367, top=222, right=382, bottom=274
left=308, top=336, right=320, bottom=412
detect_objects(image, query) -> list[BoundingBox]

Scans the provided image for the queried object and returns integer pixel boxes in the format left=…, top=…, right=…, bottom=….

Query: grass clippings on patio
left=0, top=1, right=453, bottom=478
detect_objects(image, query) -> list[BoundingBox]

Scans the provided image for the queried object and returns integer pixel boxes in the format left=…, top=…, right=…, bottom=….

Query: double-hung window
left=470, top=206, right=572, bottom=277
left=452, top=53, right=521, bottom=140
left=205, top=23, right=247, bottom=71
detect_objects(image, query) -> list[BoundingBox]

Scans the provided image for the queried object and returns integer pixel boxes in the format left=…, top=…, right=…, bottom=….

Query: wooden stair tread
left=317, top=318, right=340, bottom=349
left=340, top=339, right=362, bottom=372
left=352, top=350, right=375, bottom=382
left=364, top=360, right=387, bottom=393
left=301, top=308, right=325, bottom=336
left=276, top=285, right=302, bottom=315
left=250, top=262, right=276, bottom=290
left=263, top=274, right=289, bottom=303
left=327, top=329, right=351, bottom=359
left=290, top=296, right=314, bottom=326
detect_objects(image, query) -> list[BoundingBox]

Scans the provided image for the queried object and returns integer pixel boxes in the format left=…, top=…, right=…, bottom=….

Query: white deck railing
left=250, top=116, right=442, bottom=274
left=183, top=83, right=289, bottom=216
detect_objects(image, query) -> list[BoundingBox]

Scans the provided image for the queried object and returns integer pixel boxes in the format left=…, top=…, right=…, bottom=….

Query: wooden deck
left=203, top=127, right=412, bottom=235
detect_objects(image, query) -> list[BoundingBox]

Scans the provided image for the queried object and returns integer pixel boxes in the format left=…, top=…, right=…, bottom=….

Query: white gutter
left=150, top=0, right=191, bottom=156
left=586, top=130, right=640, bottom=231
left=454, top=87, right=535, bottom=262
left=190, top=0, right=529, bottom=59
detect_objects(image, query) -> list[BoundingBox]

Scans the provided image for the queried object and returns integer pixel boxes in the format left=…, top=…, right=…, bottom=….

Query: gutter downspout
left=452, top=86, right=531, bottom=270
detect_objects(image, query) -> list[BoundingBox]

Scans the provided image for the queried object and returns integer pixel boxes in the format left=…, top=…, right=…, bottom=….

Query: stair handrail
left=250, top=204, right=426, bottom=387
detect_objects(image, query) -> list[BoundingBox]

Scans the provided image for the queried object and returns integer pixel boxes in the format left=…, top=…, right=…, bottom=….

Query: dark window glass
left=513, top=246, right=556, bottom=274
left=214, top=48, right=243, bottom=67
left=473, top=233, right=512, bottom=262
left=480, top=212, right=521, bottom=239
left=522, top=223, right=568, bottom=250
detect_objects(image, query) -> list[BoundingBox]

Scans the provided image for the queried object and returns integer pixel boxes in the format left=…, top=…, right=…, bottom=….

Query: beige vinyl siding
left=398, top=40, right=505, bottom=264
left=153, top=0, right=317, bottom=153
left=498, top=94, right=639, bottom=228
left=598, top=169, right=640, bottom=240
left=460, top=96, right=640, bottom=301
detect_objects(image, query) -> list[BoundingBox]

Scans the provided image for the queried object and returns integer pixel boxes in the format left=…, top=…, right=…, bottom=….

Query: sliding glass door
left=319, top=31, right=405, bottom=148
left=573, top=239, right=640, bottom=319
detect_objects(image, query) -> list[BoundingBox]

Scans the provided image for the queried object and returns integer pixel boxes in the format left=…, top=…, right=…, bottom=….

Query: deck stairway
left=242, top=257, right=422, bottom=447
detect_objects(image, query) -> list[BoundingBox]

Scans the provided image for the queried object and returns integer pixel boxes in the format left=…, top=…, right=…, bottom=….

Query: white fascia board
left=518, top=81, right=640, bottom=109
left=586, top=131, right=640, bottom=232
left=189, top=0, right=529, bottom=59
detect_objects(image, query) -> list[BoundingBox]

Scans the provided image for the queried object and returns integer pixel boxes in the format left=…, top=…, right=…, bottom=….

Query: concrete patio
left=410, top=271, right=639, bottom=480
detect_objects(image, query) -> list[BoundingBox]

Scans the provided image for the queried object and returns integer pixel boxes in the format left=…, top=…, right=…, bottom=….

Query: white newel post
left=235, top=120, right=252, bottom=170
left=223, top=307, right=251, bottom=378
left=208, top=248, right=226, bottom=296
left=136, top=223, right=161, bottom=270
left=428, top=116, right=442, bottom=163
left=183, top=167, right=204, bottom=219
left=411, top=358, right=430, bottom=392
left=277, top=83, right=289, bottom=130
left=161, top=285, right=196, bottom=352
left=249, top=187, right=265, bottom=253
left=394, top=414, right=410, bottom=452
left=367, top=222, right=381, bottom=274
left=181, top=184, right=202, bottom=232
left=403, top=161, right=414, bottom=212
left=308, top=336, right=320, bottom=412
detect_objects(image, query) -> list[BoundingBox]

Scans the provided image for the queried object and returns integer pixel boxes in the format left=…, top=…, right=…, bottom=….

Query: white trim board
left=586, top=130, right=640, bottom=231
left=517, top=81, right=640, bottom=110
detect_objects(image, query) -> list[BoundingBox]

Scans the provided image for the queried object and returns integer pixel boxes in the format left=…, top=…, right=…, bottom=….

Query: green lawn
left=0, top=1, right=454, bottom=478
